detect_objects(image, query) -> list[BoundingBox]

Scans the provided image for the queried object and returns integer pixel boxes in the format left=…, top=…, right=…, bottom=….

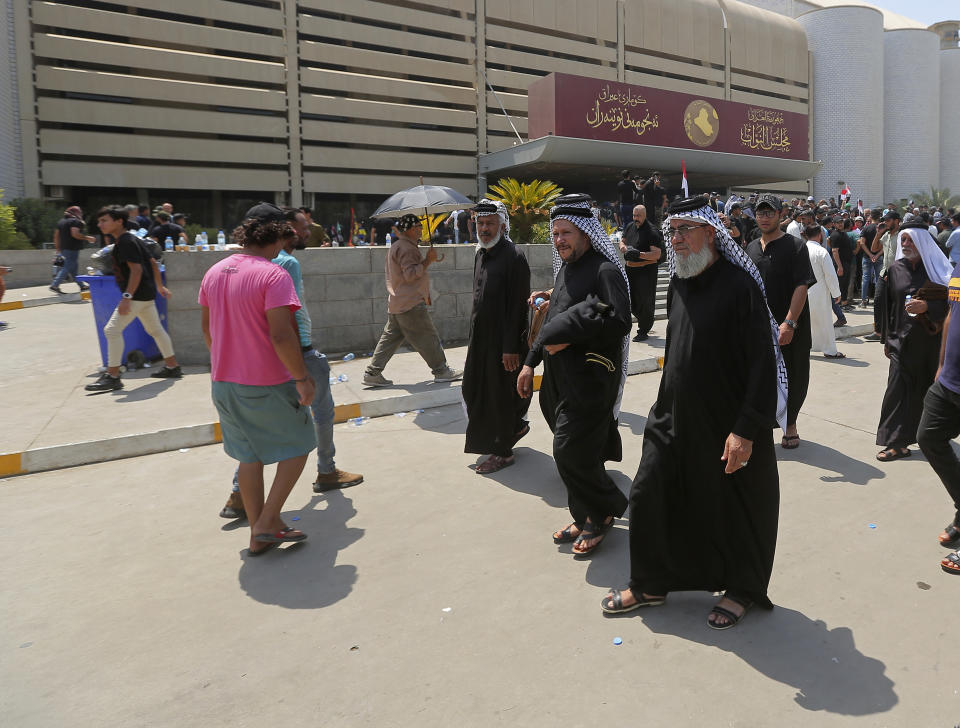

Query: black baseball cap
left=243, top=201, right=285, bottom=223
left=755, top=194, right=783, bottom=212
left=881, top=210, right=901, bottom=221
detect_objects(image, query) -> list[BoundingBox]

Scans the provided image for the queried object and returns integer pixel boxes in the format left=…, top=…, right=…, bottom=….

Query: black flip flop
left=781, top=435, right=800, bottom=450
left=254, top=527, right=307, bottom=543
left=876, top=448, right=911, bottom=462
left=707, top=594, right=753, bottom=630
left=600, top=588, right=666, bottom=614
left=247, top=542, right=279, bottom=557
left=572, top=518, right=614, bottom=558
left=939, top=523, right=960, bottom=549
left=553, top=523, right=583, bottom=544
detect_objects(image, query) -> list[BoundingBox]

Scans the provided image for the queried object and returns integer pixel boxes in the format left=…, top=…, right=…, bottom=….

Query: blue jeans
left=861, top=255, right=883, bottom=302
left=304, top=348, right=336, bottom=474
left=52, top=249, right=79, bottom=287
left=231, top=348, right=337, bottom=490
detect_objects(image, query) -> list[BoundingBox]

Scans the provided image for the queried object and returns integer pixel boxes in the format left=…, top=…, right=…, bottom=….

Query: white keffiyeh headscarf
left=549, top=194, right=631, bottom=416
left=663, top=197, right=789, bottom=431
left=895, top=225, right=952, bottom=286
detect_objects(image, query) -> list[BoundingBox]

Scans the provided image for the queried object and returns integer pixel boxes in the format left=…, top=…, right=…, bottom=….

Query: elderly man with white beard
left=601, top=195, right=786, bottom=630
left=462, top=200, right=531, bottom=474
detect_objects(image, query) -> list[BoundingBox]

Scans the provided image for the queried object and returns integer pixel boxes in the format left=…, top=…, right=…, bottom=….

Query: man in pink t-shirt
left=200, top=210, right=317, bottom=556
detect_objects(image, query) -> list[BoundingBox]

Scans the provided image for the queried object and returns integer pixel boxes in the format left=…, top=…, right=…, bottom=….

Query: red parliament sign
left=527, top=73, right=808, bottom=161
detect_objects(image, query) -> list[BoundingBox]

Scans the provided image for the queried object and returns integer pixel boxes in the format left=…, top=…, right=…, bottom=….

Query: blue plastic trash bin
left=78, top=270, right=168, bottom=368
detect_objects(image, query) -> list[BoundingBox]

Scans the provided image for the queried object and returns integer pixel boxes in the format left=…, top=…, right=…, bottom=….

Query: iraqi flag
left=840, top=184, right=851, bottom=200
left=681, top=160, right=689, bottom=197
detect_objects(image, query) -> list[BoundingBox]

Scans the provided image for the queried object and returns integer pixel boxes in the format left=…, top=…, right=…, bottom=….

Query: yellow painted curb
left=656, top=356, right=664, bottom=369
left=334, top=403, right=362, bottom=424
left=533, top=374, right=542, bottom=391
left=0, top=301, right=24, bottom=311
left=81, top=291, right=91, bottom=301
left=0, top=453, right=25, bottom=477
left=213, top=422, right=222, bottom=443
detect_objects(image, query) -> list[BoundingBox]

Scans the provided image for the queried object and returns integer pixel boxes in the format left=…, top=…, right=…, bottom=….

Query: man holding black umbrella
left=363, top=214, right=462, bottom=387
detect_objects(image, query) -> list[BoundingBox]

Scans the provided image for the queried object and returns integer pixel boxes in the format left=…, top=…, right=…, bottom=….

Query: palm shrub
left=487, top=178, right=562, bottom=243
left=0, top=192, right=33, bottom=249
left=10, top=196, right=61, bottom=246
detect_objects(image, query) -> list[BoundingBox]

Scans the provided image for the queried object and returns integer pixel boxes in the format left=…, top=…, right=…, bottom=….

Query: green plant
left=487, top=178, right=562, bottom=243
left=183, top=224, right=220, bottom=243
left=895, top=186, right=960, bottom=211
left=10, top=197, right=61, bottom=245
left=0, top=192, right=33, bottom=249
left=529, top=220, right=551, bottom=245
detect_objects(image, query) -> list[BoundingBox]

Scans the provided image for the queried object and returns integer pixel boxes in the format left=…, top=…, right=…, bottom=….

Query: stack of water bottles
left=161, top=229, right=228, bottom=252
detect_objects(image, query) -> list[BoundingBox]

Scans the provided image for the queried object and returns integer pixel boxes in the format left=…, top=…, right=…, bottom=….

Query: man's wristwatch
left=784, top=319, right=798, bottom=330
left=122, top=292, right=133, bottom=299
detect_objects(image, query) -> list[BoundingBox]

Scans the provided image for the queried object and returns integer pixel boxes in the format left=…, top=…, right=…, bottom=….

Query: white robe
left=806, top=241, right=841, bottom=355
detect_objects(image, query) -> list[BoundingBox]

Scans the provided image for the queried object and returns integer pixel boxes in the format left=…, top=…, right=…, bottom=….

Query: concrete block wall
left=164, top=244, right=557, bottom=366
left=798, top=6, right=884, bottom=204
left=883, top=29, right=940, bottom=203
left=0, top=248, right=98, bottom=288
left=942, top=49, right=960, bottom=195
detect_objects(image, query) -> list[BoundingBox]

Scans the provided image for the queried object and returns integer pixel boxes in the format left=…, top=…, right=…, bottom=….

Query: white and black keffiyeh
left=663, top=199, right=789, bottom=431
left=473, top=199, right=511, bottom=247
left=549, top=195, right=631, bottom=416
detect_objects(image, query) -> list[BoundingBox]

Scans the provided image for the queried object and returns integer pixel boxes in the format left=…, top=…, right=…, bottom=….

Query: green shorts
left=212, top=380, right=317, bottom=464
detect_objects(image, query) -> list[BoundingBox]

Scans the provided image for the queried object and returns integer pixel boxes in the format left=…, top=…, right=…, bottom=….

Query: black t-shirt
left=57, top=216, right=86, bottom=251
left=859, top=223, right=877, bottom=253
left=829, top=229, right=853, bottom=267
left=112, top=232, right=157, bottom=301
left=617, top=179, right=637, bottom=205
left=124, top=219, right=140, bottom=231
left=148, top=222, right=184, bottom=245
left=641, top=179, right=666, bottom=211
left=746, top=234, right=817, bottom=346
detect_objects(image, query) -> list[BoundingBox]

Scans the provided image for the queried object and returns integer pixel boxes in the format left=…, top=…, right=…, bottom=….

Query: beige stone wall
left=16, top=0, right=810, bottom=201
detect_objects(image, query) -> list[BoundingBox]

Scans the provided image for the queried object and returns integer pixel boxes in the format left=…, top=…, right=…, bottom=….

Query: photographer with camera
left=618, top=204, right=662, bottom=342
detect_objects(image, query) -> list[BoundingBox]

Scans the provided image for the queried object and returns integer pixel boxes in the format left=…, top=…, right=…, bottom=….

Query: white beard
left=477, top=230, right=502, bottom=250
left=674, top=245, right=716, bottom=279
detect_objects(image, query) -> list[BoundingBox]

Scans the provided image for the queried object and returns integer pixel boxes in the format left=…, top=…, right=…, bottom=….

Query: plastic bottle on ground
left=343, top=353, right=355, bottom=362
left=338, top=373, right=349, bottom=382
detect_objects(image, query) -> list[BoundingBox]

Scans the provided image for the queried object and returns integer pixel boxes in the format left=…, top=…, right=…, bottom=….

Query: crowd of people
left=32, top=183, right=960, bottom=616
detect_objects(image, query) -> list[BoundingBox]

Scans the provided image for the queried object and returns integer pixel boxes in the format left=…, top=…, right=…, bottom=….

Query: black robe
left=526, top=248, right=632, bottom=526
left=623, top=219, right=662, bottom=337
left=463, top=237, right=531, bottom=456
left=877, top=259, right=947, bottom=448
left=628, top=258, right=780, bottom=608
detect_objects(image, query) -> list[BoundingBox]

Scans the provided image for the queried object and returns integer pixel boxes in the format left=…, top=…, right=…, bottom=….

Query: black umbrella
left=371, top=183, right=474, bottom=219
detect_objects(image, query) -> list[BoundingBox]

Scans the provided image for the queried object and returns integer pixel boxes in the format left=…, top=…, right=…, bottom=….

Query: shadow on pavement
left=627, top=596, right=898, bottom=716
left=778, top=439, right=886, bottom=485
left=411, top=406, right=466, bottom=435
left=237, top=489, right=363, bottom=609
left=478, top=445, right=568, bottom=509
left=111, top=379, right=176, bottom=403
left=810, top=356, right=869, bottom=368
left=617, top=411, right=648, bottom=437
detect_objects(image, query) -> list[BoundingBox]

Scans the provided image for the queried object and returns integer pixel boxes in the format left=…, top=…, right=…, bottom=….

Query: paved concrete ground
left=3, top=335, right=958, bottom=727
left=0, top=296, right=872, bottom=468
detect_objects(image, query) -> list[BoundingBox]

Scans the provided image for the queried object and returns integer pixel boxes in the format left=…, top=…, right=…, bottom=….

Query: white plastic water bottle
left=193, top=233, right=201, bottom=251
left=137, top=227, right=147, bottom=238
left=905, top=294, right=916, bottom=317
left=164, top=236, right=174, bottom=252
left=385, top=233, right=391, bottom=248
left=201, top=231, right=208, bottom=246
left=343, top=353, right=355, bottom=362
left=216, top=230, right=226, bottom=250
left=201, top=236, right=210, bottom=252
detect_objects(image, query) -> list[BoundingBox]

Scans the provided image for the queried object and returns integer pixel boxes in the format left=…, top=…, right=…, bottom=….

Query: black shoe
left=49, top=285, right=63, bottom=294
left=84, top=372, right=123, bottom=392
left=150, top=365, right=182, bottom=379
left=863, top=332, right=882, bottom=341
left=632, top=333, right=648, bottom=342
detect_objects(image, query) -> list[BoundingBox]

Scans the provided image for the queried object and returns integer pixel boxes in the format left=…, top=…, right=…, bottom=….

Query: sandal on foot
left=781, top=435, right=800, bottom=449
left=572, top=518, right=614, bottom=557
left=707, top=594, right=753, bottom=630
left=823, top=352, right=846, bottom=359
left=876, top=448, right=911, bottom=462
left=941, top=551, right=960, bottom=575
left=254, top=527, right=307, bottom=543
left=600, top=588, right=665, bottom=614
left=247, top=542, right=279, bottom=557
left=939, top=523, right=960, bottom=549
left=475, top=455, right=515, bottom=474
left=553, top=522, right=582, bottom=544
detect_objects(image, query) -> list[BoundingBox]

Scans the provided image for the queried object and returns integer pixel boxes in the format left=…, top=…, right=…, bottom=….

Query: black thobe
left=463, top=238, right=531, bottom=457
left=526, top=248, right=632, bottom=526
left=746, top=234, right=817, bottom=426
left=877, top=259, right=947, bottom=448
left=629, top=258, right=780, bottom=607
left=623, top=220, right=662, bottom=337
